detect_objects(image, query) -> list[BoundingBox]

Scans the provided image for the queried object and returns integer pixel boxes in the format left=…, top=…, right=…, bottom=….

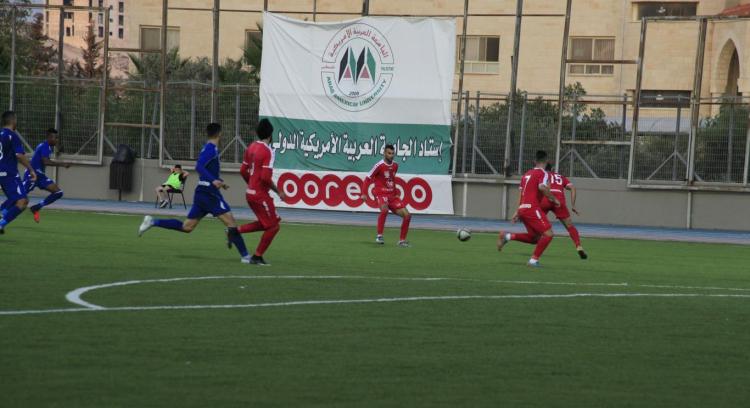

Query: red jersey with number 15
left=519, top=167, right=549, bottom=208
left=366, top=160, right=398, bottom=196
left=241, top=141, right=275, bottom=198
left=547, top=171, right=571, bottom=205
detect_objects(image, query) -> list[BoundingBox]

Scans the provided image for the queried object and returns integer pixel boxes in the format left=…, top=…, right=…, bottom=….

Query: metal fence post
left=159, top=0, right=168, bottom=166
left=451, top=0, right=469, bottom=176
left=503, top=0, right=523, bottom=176
left=686, top=18, right=707, bottom=184
left=471, top=91, right=479, bottom=174
left=235, top=84, right=241, bottom=163
left=554, top=0, right=573, bottom=172
left=9, top=6, right=17, bottom=111
left=619, top=93, right=627, bottom=179
left=461, top=90, right=469, bottom=173
left=140, top=83, right=147, bottom=158
left=190, top=82, right=196, bottom=159
left=727, top=96, right=735, bottom=182
left=628, top=18, right=648, bottom=185
left=98, top=6, right=110, bottom=164
left=673, top=103, right=682, bottom=181
left=569, top=93, right=578, bottom=176
left=54, top=8, right=65, bottom=131
left=743, top=105, right=750, bottom=185
left=313, top=0, right=317, bottom=21
left=211, top=0, right=220, bottom=123
left=517, top=92, right=527, bottom=174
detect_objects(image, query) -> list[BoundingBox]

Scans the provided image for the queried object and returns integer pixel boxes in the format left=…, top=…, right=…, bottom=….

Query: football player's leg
left=393, top=203, right=411, bottom=242
left=215, top=200, right=249, bottom=259
left=31, top=182, right=63, bottom=216
left=253, top=198, right=281, bottom=257
left=0, top=179, right=28, bottom=231
left=530, top=211, right=554, bottom=265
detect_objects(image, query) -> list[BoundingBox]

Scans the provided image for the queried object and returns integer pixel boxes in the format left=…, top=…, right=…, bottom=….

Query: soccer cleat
left=241, top=256, right=251, bottom=264
left=398, top=240, right=410, bottom=248
left=527, top=259, right=541, bottom=268
left=577, top=248, right=588, bottom=260
left=249, top=255, right=270, bottom=266
left=0, top=225, right=4, bottom=235
left=375, top=235, right=384, bottom=245
left=138, top=215, right=154, bottom=237
left=31, top=207, right=41, bottom=223
left=497, top=230, right=509, bottom=252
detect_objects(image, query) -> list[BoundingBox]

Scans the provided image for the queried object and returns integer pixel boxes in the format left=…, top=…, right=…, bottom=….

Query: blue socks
left=153, top=218, right=186, bottom=232
left=0, top=205, right=23, bottom=228
left=31, top=190, right=64, bottom=212
left=227, top=227, right=249, bottom=257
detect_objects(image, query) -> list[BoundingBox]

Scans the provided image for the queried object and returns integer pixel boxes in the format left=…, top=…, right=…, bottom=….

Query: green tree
left=242, top=23, right=263, bottom=84
left=67, top=24, right=106, bottom=78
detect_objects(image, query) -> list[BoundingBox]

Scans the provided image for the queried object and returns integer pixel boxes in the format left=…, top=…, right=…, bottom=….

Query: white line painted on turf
left=2, top=292, right=750, bottom=316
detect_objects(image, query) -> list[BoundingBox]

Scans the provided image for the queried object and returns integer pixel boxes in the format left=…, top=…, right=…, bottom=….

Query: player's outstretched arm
left=17, top=153, right=37, bottom=181
left=567, top=184, right=579, bottom=215
left=42, top=157, right=71, bottom=168
left=539, top=184, right=559, bottom=207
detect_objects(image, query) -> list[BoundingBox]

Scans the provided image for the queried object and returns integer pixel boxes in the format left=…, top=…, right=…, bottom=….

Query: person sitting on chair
left=156, top=165, right=189, bottom=208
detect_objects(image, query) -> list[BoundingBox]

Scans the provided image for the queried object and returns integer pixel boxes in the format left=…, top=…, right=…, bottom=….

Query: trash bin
left=109, top=144, right=136, bottom=201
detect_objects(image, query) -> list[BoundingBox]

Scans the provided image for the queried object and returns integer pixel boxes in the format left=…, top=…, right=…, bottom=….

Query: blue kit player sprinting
left=20, top=128, right=70, bottom=223
left=138, top=123, right=252, bottom=264
left=0, top=111, right=37, bottom=234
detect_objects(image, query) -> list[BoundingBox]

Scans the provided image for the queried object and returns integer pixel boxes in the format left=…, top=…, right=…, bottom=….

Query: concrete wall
left=36, top=158, right=750, bottom=231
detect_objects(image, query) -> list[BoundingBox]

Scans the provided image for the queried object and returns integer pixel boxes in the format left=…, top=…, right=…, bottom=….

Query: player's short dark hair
left=384, top=144, right=395, bottom=151
left=1, top=111, right=16, bottom=126
left=174, top=164, right=182, bottom=169
left=206, top=123, right=222, bottom=138
left=256, top=118, right=273, bottom=140
left=545, top=163, right=553, bottom=172
left=535, top=150, right=548, bottom=162
left=47, top=128, right=58, bottom=136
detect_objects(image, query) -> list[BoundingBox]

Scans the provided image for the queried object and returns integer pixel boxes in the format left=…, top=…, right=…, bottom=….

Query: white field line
left=2, top=293, right=750, bottom=316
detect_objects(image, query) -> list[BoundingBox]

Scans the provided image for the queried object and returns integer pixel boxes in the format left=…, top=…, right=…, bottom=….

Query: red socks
left=238, top=221, right=263, bottom=234
left=566, top=225, right=581, bottom=247
left=377, top=212, right=387, bottom=235
left=400, top=214, right=411, bottom=241
left=532, top=235, right=553, bottom=259
left=255, top=224, right=280, bottom=256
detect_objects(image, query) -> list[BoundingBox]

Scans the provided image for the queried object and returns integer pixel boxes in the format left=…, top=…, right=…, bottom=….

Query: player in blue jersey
left=0, top=111, right=37, bottom=234
left=21, top=128, right=71, bottom=223
left=137, top=123, right=252, bottom=263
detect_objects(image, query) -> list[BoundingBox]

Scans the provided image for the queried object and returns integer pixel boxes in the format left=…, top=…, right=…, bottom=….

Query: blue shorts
left=24, top=170, right=55, bottom=193
left=187, top=189, right=231, bottom=220
left=0, top=175, right=27, bottom=205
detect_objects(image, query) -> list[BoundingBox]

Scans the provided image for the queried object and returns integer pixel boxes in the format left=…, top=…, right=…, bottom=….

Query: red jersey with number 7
left=366, top=160, right=398, bottom=197
left=241, top=141, right=275, bottom=198
left=519, top=167, right=549, bottom=208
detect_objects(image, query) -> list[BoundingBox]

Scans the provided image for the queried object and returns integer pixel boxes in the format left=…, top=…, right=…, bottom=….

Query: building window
left=119, top=2, right=124, bottom=13
left=64, top=12, right=74, bottom=20
left=98, top=26, right=104, bottom=37
left=118, top=28, right=124, bottom=39
left=119, top=15, right=124, bottom=26
left=98, top=14, right=103, bottom=24
left=98, top=0, right=103, bottom=7
left=65, top=27, right=71, bottom=36
left=140, top=26, right=180, bottom=51
left=640, top=90, right=691, bottom=108
left=89, top=0, right=93, bottom=7
left=634, top=2, right=697, bottom=19
left=456, top=36, right=500, bottom=74
left=89, top=12, right=92, bottom=22
left=63, top=0, right=73, bottom=5
left=569, top=37, right=615, bottom=75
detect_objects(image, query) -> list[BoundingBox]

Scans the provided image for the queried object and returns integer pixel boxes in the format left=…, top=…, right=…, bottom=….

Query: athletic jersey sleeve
left=366, top=162, right=381, bottom=181
left=562, top=175, right=571, bottom=188
left=12, top=133, right=24, bottom=155
left=260, top=147, right=273, bottom=187
left=240, top=144, right=253, bottom=183
left=196, top=145, right=217, bottom=183
left=40, top=143, right=51, bottom=159
left=537, top=170, right=549, bottom=188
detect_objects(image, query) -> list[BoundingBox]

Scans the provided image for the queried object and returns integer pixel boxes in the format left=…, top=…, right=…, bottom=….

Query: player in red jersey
left=365, top=144, right=412, bottom=247
left=497, top=150, right=560, bottom=267
left=540, top=163, right=587, bottom=259
left=236, top=119, right=287, bottom=265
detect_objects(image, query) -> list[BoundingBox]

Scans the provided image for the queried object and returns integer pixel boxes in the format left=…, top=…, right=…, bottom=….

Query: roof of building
left=719, top=3, right=750, bottom=16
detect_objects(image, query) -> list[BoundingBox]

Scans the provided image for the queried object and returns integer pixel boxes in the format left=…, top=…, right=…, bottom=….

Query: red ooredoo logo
left=278, top=173, right=432, bottom=210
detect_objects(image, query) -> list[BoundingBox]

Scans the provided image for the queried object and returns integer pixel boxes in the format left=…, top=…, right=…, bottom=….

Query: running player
left=540, top=163, right=587, bottom=259
left=137, top=123, right=252, bottom=263
left=366, top=144, right=411, bottom=247
left=236, top=118, right=286, bottom=266
left=497, top=150, right=559, bottom=267
left=0, top=111, right=37, bottom=234
left=22, top=128, right=71, bottom=223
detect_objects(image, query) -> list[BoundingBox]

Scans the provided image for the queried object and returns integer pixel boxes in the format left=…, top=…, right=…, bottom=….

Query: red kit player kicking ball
left=366, top=144, right=412, bottom=247
left=540, top=163, right=587, bottom=259
left=236, top=118, right=287, bottom=265
left=497, top=150, right=560, bottom=267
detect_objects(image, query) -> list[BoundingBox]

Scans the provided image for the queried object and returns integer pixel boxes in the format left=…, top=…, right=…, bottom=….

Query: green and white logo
left=321, top=23, right=394, bottom=112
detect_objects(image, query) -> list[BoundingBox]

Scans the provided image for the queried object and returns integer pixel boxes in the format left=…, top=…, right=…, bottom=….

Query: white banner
left=272, top=170, right=454, bottom=215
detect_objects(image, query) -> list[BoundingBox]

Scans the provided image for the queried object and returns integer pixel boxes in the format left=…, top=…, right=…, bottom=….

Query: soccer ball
left=457, top=228, right=471, bottom=242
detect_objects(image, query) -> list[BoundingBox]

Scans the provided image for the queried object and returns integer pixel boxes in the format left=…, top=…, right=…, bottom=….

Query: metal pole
left=451, top=0, right=469, bottom=176
left=686, top=18, right=707, bottom=184
left=471, top=91, right=479, bottom=174
left=140, top=84, right=147, bottom=158
left=211, top=0, right=220, bottom=123
left=517, top=92, right=527, bottom=174
left=313, top=0, right=317, bottom=21
left=159, top=0, right=168, bottom=166
left=9, top=6, right=17, bottom=111
left=362, top=0, right=369, bottom=16
left=673, top=103, right=682, bottom=180
left=727, top=96, right=735, bottom=182
left=461, top=90, right=469, bottom=173
left=503, top=0, right=523, bottom=176
left=55, top=8, right=65, bottom=131
left=235, top=84, right=241, bottom=163
left=627, top=18, right=648, bottom=185
left=554, top=0, right=572, bottom=172
left=619, top=93, right=627, bottom=178
left=263, top=0, right=268, bottom=12
left=743, top=102, right=750, bottom=185
left=190, top=82, right=196, bottom=159
left=98, top=7, right=110, bottom=164
left=570, top=93, right=578, bottom=175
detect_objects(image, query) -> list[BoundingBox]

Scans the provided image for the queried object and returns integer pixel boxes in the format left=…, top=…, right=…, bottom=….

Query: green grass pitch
left=1, top=210, right=750, bottom=407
